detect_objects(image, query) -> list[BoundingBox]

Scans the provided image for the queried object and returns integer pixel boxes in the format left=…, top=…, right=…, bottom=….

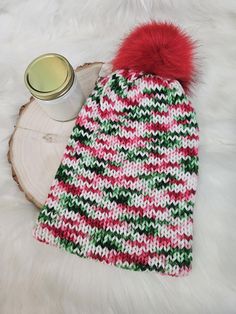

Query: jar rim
left=24, top=53, right=74, bottom=100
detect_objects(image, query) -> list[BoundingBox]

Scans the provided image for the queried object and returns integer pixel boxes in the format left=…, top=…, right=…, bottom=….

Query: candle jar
left=24, top=53, right=84, bottom=121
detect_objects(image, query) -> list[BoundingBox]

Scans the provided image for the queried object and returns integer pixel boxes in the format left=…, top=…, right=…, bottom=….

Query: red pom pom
left=112, top=22, right=196, bottom=93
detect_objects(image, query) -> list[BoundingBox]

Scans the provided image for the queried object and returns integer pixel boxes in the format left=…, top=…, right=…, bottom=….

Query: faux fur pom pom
left=112, top=22, right=196, bottom=93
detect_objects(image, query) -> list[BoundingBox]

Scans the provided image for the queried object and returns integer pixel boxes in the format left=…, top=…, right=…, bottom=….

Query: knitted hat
left=33, top=22, right=199, bottom=276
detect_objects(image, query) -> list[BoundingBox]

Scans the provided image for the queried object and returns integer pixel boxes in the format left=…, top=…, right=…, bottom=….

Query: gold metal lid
left=24, top=53, right=74, bottom=100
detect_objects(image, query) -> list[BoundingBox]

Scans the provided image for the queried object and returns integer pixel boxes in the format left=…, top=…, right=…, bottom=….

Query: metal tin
left=24, top=53, right=75, bottom=101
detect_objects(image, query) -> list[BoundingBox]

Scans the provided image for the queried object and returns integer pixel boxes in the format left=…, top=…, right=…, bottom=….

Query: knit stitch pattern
left=33, top=69, right=199, bottom=276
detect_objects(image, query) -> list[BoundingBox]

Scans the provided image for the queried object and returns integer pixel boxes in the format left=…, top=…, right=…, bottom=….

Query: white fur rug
left=1, top=1, right=236, bottom=313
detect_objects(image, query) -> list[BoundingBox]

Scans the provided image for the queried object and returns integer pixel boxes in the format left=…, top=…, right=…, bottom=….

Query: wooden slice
left=8, top=62, right=108, bottom=208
